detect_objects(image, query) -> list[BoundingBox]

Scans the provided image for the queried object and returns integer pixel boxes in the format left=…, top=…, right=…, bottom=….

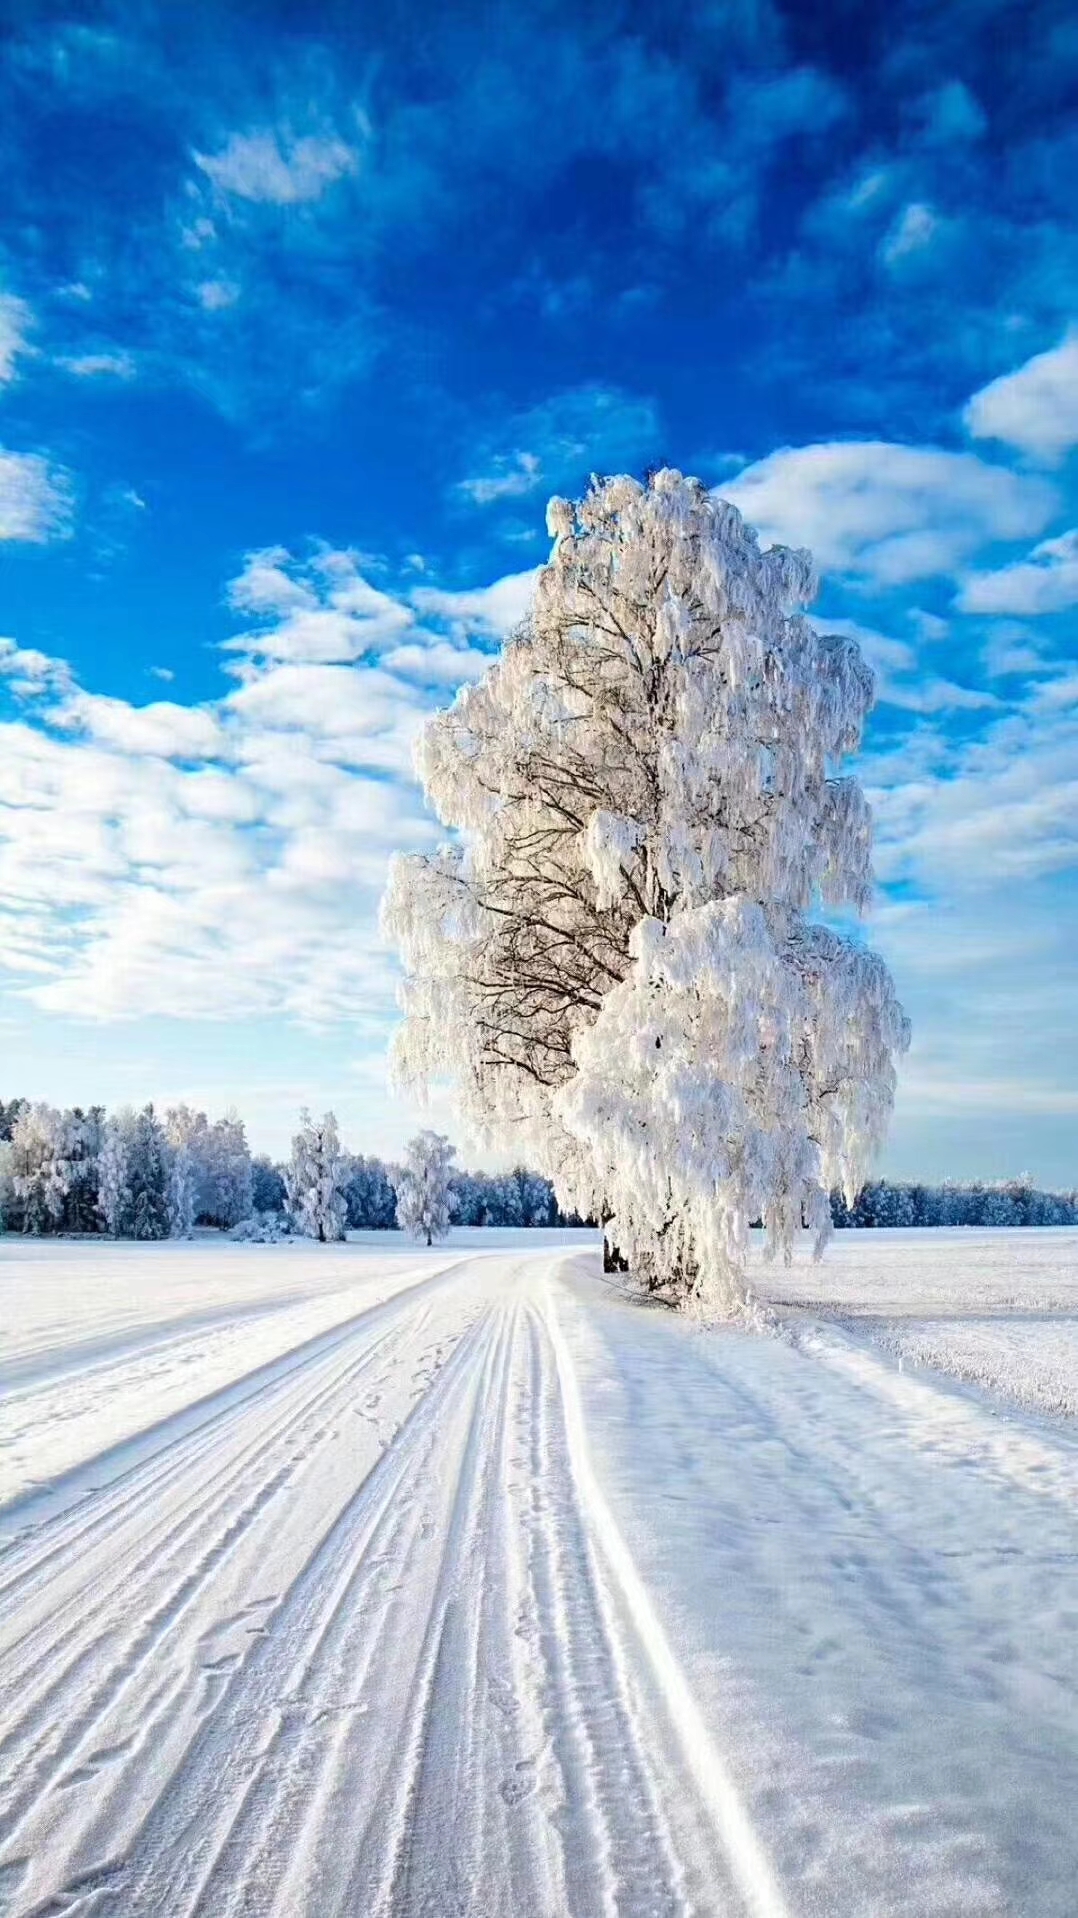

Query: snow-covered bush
left=286, top=1110, right=349, bottom=1242
left=396, top=1131, right=455, bottom=1245
left=384, top=469, right=910, bottom=1311
left=229, top=1212, right=296, bottom=1243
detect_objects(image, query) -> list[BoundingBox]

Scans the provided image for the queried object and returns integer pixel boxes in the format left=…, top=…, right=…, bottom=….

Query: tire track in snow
left=542, top=1289, right=792, bottom=1918
left=1, top=1252, right=792, bottom=1917
left=0, top=1268, right=485, bottom=1892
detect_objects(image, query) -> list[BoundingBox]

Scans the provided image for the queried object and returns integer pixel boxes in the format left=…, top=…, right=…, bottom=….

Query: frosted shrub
left=384, top=471, right=909, bottom=1312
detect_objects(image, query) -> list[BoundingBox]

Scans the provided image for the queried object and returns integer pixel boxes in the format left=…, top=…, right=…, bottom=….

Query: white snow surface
left=2, top=1226, right=1078, bottom=1915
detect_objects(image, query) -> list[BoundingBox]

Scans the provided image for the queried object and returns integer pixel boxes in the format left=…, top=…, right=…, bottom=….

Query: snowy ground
left=2, top=1228, right=1077, bottom=1915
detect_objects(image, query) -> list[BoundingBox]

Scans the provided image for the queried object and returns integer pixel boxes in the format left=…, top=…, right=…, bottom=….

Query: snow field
left=1, top=1228, right=1077, bottom=1915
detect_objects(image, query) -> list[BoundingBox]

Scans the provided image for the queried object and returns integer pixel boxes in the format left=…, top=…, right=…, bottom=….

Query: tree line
left=830, top=1179, right=1077, bottom=1228
left=0, top=1098, right=575, bottom=1240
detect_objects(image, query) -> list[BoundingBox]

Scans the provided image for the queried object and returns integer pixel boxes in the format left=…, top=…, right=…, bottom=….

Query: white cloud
left=865, top=684, right=1078, bottom=892
left=0, top=449, right=73, bottom=542
left=959, top=528, right=1078, bottom=615
left=226, top=548, right=415, bottom=663
left=724, top=441, right=1055, bottom=584
left=458, top=452, right=541, bottom=505
left=382, top=639, right=493, bottom=684
left=197, top=279, right=240, bottom=312
left=0, top=638, right=74, bottom=697
left=412, top=567, right=539, bottom=637
left=194, top=128, right=360, bottom=205
left=879, top=201, right=939, bottom=266
left=0, top=545, right=540, bottom=1026
left=458, top=386, right=660, bottom=509
left=964, top=331, right=1078, bottom=466
left=56, top=351, right=136, bottom=378
left=56, top=692, right=227, bottom=761
left=0, top=295, right=32, bottom=383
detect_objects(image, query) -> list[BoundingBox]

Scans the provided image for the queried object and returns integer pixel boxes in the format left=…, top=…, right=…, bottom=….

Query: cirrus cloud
left=0, top=448, right=73, bottom=542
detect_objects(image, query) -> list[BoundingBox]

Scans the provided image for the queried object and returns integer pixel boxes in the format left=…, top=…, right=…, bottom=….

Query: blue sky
left=1, top=0, right=1076, bottom=1181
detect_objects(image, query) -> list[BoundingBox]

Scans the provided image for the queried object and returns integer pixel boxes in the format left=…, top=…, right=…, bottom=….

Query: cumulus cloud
left=194, top=127, right=360, bottom=205
left=55, top=693, right=227, bottom=761
left=964, top=332, right=1078, bottom=466
left=724, top=441, right=1055, bottom=584
left=226, top=548, right=415, bottom=663
left=960, top=528, right=1078, bottom=615
left=0, top=545, right=540, bottom=1024
left=412, top=567, right=539, bottom=637
left=0, top=449, right=73, bottom=542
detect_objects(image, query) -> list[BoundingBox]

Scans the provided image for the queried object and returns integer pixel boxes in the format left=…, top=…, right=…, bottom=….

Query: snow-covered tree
left=164, top=1105, right=253, bottom=1228
left=204, top=1111, right=254, bottom=1228
left=251, top=1154, right=287, bottom=1214
left=98, top=1108, right=136, bottom=1237
left=396, top=1131, right=455, bottom=1246
left=0, top=1141, right=14, bottom=1230
left=127, top=1106, right=170, bottom=1240
left=286, top=1109, right=348, bottom=1242
left=164, top=1105, right=212, bottom=1218
left=167, top=1140, right=198, bottom=1238
left=8, top=1103, right=68, bottom=1234
left=344, top=1154, right=398, bottom=1229
left=384, top=470, right=910, bottom=1311
left=55, top=1107, right=104, bottom=1233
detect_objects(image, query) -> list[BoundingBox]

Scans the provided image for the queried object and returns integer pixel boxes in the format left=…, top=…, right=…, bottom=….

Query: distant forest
left=0, top=1096, right=1073, bottom=1238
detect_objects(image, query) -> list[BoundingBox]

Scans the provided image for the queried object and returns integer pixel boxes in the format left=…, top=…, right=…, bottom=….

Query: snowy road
left=2, top=1240, right=1078, bottom=1916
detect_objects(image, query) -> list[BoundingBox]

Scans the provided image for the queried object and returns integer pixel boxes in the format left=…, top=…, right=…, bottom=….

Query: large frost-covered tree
left=384, top=470, right=909, bottom=1311
left=286, top=1110, right=348, bottom=1243
left=396, top=1132, right=455, bottom=1246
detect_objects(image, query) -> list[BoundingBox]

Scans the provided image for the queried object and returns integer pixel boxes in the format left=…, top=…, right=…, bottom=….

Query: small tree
left=385, top=470, right=909, bottom=1311
left=396, top=1131, right=455, bottom=1246
left=286, top=1110, right=348, bottom=1243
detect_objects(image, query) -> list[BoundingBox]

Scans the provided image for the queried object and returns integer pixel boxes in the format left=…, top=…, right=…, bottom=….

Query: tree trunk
left=426, top=1227, right=432, bottom=1246
left=603, top=1235, right=629, bottom=1273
